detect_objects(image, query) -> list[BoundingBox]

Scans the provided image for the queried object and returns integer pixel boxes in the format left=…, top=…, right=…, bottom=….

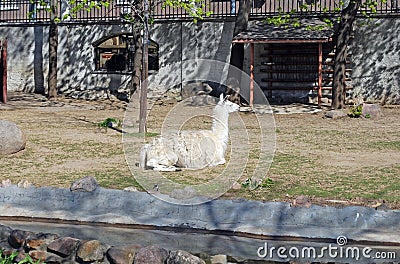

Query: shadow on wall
left=352, top=18, right=400, bottom=104
left=58, top=24, right=133, bottom=100
left=0, top=27, right=46, bottom=93
left=34, top=26, right=45, bottom=95
left=149, top=21, right=234, bottom=99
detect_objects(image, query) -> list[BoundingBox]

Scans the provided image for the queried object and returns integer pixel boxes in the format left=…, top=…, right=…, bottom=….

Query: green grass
left=371, top=141, right=400, bottom=151
left=0, top=250, right=43, bottom=264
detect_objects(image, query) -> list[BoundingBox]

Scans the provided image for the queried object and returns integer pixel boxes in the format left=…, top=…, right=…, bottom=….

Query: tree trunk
left=230, top=0, right=251, bottom=69
left=48, top=22, right=58, bottom=99
left=226, top=0, right=252, bottom=104
left=332, top=0, right=360, bottom=109
left=130, top=34, right=143, bottom=96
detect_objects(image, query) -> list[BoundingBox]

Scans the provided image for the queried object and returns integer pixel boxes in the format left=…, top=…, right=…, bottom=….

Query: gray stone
left=362, top=103, right=382, bottom=117
left=134, top=245, right=168, bottom=264
left=70, top=176, right=99, bottom=192
left=8, top=229, right=34, bottom=249
left=29, top=250, right=63, bottom=263
left=76, top=240, right=108, bottom=263
left=48, top=237, right=81, bottom=257
left=25, top=233, right=60, bottom=251
left=211, top=254, right=227, bottom=264
left=123, top=186, right=138, bottom=192
left=0, top=179, right=12, bottom=188
left=0, top=224, right=12, bottom=242
left=166, top=250, right=206, bottom=264
left=14, top=252, right=29, bottom=263
left=106, top=244, right=141, bottom=264
left=0, top=120, right=26, bottom=155
left=17, top=180, right=33, bottom=188
left=291, top=195, right=312, bottom=208
left=324, top=110, right=347, bottom=119
left=0, top=241, right=13, bottom=252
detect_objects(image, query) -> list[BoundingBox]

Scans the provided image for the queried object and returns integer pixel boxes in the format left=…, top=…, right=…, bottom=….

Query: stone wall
left=0, top=18, right=399, bottom=104
left=0, top=21, right=235, bottom=101
left=351, top=17, right=400, bottom=105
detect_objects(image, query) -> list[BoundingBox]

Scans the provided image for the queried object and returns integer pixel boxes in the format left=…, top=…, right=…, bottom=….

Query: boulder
left=324, top=110, right=347, bottom=119
left=70, top=176, right=99, bottom=192
left=47, top=237, right=81, bottom=257
left=362, top=103, right=382, bottom=118
left=25, top=232, right=60, bottom=251
left=8, top=229, right=34, bottom=249
left=166, top=250, right=206, bottom=264
left=76, top=240, right=108, bottom=263
left=0, top=120, right=26, bottom=155
left=106, top=244, right=141, bottom=264
left=134, top=245, right=169, bottom=264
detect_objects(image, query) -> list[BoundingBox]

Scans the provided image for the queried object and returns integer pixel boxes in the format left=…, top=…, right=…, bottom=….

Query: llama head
left=218, top=93, right=240, bottom=113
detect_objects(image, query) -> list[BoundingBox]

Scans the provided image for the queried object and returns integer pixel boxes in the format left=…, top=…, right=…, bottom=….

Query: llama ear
left=219, top=93, right=224, bottom=102
left=223, top=95, right=229, bottom=101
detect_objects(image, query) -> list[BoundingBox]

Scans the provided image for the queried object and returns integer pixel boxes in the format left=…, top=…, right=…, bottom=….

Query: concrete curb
left=1, top=186, right=400, bottom=244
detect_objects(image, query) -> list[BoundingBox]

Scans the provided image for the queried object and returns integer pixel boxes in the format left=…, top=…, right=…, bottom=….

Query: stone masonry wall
left=351, top=17, right=400, bottom=105
left=0, top=18, right=399, bottom=104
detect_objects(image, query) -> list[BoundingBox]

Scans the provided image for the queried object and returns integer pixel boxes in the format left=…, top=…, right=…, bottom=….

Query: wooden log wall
left=259, top=42, right=352, bottom=102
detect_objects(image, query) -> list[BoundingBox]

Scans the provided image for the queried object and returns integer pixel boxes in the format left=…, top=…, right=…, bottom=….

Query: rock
left=134, top=245, right=169, bottom=264
left=25, top=233, right=60, bottom=251
left=362, top=103, right=382, bottom=118
left=0, top=179, right=12, bottom=188
left=106, top=244, right=141, bottom=264
left=28, top=250, right=47, bottom=262
left=324, top=110, right=347, bottom=119
left=291, top=195, right=312, bottom=208
left=0, top=120, right=26, bottom=155
left=48, top=237, right=81, bottom=257
left=14, top=252, right=29, bottom=263
left=29, top=250, right=64, bottom=263
left=0, top=224, right=13, bottom=242
left=8, top=229, right=34, bottom=249
left=123, top=186, right=138, bottom=192
left=70, top=176, right=99, bottom=192
left=0, top=241, right=14, bottom=253
left=17, top=180, right=33, bottom=188
left=166, top=250, right=206, bottom=264
left=211, top=254, right=227, bottom=264
left=231, top=182, right=242, bottom=190
left=76, top=240, right=108, bottom=263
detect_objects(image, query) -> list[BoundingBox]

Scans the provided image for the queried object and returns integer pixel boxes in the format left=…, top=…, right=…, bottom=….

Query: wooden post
left=250, top=42, right=254, bottom=107
left=318, top=42, right=323, bottom=108
left=1, top=39, right=7, bottom=104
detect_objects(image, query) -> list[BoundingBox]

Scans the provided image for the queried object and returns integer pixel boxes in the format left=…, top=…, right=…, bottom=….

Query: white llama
left=139, top=94, right=240, bottom=171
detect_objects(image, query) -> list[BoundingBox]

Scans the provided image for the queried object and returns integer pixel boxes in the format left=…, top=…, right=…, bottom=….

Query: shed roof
left=232, top=19, right=335, bottom=43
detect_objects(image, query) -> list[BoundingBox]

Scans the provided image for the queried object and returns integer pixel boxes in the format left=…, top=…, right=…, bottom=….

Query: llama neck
left=211, top=105, right=229, bottom=146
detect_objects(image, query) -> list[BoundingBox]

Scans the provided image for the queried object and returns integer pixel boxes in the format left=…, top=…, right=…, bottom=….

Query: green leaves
left=241, top=177, right=275, bottom=189
left=0, top=250, right=44, bottom=264
left=99, top=117, right=122, bottom=128
left=163, top=0, right=212, bottom=22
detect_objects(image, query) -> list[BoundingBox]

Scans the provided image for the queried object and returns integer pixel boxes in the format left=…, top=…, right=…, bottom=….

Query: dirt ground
left=1, top=92, right=399, bottom=209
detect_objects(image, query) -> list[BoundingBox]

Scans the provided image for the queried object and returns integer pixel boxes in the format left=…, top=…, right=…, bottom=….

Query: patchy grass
left=1, top=94, right=400, bottom=208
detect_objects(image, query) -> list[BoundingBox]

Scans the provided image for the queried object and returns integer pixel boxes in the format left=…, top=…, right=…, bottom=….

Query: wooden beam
left=1, top=39, right=7, bottom=104
left=250, top=43, right=254, bottom=107
left=318, top=42, right=322, bottom=108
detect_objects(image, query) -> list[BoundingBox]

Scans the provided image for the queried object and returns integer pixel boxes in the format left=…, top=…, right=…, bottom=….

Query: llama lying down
left=139, top=94, right=240, bottom=171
